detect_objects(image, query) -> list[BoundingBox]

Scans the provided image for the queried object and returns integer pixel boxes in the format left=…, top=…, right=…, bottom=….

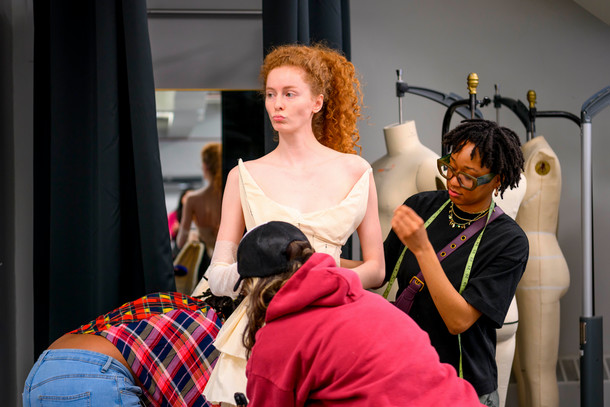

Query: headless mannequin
left=513, top=136, right=569, bottom=407
left=371, top=121, right=444, bottom=300
left=492, top=174, right=527, bottom=407
left=373, top=121, right=444, bottom=239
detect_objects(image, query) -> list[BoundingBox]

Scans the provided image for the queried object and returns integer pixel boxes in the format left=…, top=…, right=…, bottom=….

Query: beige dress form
left=513, top=136, right=570, bottom=407
left=493, top=174, right=527, bottom=407
left=373, top=121, right=444, bottom=239
left=371, top=121, right=444, bottom=301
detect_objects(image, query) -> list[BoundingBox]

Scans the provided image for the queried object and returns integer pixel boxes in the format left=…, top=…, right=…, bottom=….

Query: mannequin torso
left=513, top=136, right=570, bottom=407
left=372, top=121, right=444, bottom=239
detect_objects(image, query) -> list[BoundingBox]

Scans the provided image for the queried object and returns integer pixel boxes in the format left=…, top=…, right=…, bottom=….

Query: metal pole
left=467, top=73, right=478, bottom=120
left=579, top=85, right=610, bottom=407
left=581, top=119, right=593, bottom=318
left=396, top=69, right=403, bottom=124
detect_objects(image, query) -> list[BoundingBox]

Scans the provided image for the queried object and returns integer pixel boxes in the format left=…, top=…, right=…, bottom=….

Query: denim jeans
left=479, top=389, right=499, bottom=407
left=23, top=349, right=143, bottom=406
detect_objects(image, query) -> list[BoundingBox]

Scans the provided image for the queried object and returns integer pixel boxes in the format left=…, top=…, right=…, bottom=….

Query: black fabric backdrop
left=33, top=0, right=174, bottom=356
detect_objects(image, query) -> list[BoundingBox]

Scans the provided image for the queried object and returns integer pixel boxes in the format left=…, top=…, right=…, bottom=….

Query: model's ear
left=313, top=94, right=324, bottom=113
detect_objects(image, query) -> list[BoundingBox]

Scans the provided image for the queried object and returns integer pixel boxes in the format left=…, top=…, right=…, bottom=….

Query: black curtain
left=262, top=0, right=350, bottom=57
left=33, top=0, right=174, bottom=356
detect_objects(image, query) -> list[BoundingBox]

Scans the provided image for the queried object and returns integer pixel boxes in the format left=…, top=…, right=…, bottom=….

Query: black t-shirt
left=384, top=190, right=528, bottom=396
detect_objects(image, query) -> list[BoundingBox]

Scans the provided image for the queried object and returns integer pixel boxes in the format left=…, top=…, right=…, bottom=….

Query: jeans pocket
left=40, top=392, right=91, bottom=406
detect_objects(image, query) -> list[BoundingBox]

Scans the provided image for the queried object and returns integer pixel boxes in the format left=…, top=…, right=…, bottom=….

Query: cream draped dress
left=203, top=159, right=371, bottom=404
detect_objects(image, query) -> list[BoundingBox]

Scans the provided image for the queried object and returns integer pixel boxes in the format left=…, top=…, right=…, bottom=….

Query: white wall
left=349, top=0, right=610, bottom=360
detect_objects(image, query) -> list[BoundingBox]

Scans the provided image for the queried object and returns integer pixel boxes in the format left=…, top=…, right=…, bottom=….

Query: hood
left=265, top=253, right=364, bottom=323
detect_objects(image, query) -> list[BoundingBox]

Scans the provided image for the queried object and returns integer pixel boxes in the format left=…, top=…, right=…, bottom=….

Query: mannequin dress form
left=373, top=121, right=444, bottom=239
left=513, top=136, right=570, bottom=407
left=371, top=120, right=444, bottom=301
left=493, top=174, right=527, bottom=407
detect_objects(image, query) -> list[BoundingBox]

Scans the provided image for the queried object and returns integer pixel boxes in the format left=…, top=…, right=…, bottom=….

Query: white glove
left=192, top=240, right=240, bottom=299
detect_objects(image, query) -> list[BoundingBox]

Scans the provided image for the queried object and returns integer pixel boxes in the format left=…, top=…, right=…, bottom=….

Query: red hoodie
left=245, top=253, right=483, bottom=406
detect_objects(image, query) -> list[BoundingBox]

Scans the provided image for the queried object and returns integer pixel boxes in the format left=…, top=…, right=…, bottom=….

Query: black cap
left=234, top=221, right=309, bottom=291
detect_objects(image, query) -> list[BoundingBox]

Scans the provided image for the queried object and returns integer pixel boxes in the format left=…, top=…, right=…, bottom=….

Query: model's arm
left=391, top=204, right=481, bottom=334
left=176, top=194, right=194, bottom=249
left=203, top=167, right=246, bottom=298
left=343, top=173, right=385, bottom=289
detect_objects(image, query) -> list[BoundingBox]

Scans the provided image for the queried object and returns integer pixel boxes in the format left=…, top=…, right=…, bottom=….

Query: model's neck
left=273, top=131, right=329, bottom=165
left=383, top=120, right=421, bottom=155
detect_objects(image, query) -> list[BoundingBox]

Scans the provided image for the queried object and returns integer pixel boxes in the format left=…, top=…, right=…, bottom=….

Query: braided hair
left=442, top=119, right=524, bottom=198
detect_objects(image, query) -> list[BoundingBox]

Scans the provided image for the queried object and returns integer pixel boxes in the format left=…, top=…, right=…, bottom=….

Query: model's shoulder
left=337, top=152, right=371, bottom=173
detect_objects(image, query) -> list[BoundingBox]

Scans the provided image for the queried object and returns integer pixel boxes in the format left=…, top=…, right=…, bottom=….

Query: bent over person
left=236, top=221, right=483, bottom=406
left=383, top=119, right=529, bottom=407
left=22, top=292, right=222, bottom=406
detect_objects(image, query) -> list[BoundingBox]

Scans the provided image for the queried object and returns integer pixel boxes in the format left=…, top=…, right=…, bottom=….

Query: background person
left=177, top=142, right=223, bottom=273
left=22, top=292, right=222, bottom=406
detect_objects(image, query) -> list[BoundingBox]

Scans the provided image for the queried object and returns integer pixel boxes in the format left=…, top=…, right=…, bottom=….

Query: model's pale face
left=446, top=142, right=500, bottom=213
left=265, top=66, right=323, bottom=136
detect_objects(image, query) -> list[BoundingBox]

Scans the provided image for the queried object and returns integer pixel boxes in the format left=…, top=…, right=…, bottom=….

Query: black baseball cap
left=234, top=221, right=309, bottom=291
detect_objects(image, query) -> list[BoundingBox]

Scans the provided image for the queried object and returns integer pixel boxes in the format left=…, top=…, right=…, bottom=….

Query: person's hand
left=390, top=205, right=430, bottom=255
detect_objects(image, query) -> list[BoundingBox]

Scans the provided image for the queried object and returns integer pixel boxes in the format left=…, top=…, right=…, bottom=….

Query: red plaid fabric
left=70, top=292, right=222, bottom=407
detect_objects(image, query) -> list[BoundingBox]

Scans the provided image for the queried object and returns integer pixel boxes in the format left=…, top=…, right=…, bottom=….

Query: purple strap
left=393, top=206, right=504, bottom=315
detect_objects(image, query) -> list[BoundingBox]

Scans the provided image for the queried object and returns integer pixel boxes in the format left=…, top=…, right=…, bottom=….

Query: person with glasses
left=382, top=119, right=528, bottom=407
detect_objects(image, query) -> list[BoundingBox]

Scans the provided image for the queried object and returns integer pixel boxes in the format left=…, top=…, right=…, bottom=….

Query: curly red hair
left=260, top=43, right=363, bottom=154
left=201, top=142, right=222, bottom=192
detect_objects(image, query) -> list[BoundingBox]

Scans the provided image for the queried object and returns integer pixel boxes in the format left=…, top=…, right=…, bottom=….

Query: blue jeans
left=479, top=389, right=499, bottom=407
left=23, top=349, right=143, bottom=406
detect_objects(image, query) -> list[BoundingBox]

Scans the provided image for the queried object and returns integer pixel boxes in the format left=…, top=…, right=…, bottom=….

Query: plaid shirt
left=70, top=292, right=222, bottom=406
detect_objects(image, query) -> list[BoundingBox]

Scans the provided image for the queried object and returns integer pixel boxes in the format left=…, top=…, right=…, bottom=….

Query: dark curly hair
left=442, top=119, right=524, bottom=198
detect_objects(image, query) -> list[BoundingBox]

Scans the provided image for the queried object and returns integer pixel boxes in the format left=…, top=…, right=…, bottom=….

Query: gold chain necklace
left=448, top=202, right=490, bottom=229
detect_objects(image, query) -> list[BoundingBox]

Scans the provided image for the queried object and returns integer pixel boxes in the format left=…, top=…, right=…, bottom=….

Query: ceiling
left=574, top=0, right=610, bottom=25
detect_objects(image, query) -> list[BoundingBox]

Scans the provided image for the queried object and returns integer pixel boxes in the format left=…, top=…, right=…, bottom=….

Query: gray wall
left=1, top=0, right=34, bottom=405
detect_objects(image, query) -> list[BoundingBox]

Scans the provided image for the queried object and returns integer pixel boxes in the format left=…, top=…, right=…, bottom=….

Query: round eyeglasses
left=437, top=154, right=496, bottom=191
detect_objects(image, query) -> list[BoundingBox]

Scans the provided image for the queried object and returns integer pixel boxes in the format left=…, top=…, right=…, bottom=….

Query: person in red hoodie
left=235, top=221, right=483, bottom=407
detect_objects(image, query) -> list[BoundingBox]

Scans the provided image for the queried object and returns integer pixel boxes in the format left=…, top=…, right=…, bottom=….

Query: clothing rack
left=440, top=73, right=491, bottom=155
left=394, top=69, right=483, bottom=125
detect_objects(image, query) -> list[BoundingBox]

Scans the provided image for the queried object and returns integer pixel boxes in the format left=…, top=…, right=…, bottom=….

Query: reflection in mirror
left=157, top=90, right=221, bottom=213
left=156, top=89, right=265, bottom=293
left=157, top=90, right=222, bottom=293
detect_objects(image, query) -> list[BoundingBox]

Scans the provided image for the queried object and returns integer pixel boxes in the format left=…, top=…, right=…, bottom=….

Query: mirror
left=157, top=89, right=265, bottom=291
